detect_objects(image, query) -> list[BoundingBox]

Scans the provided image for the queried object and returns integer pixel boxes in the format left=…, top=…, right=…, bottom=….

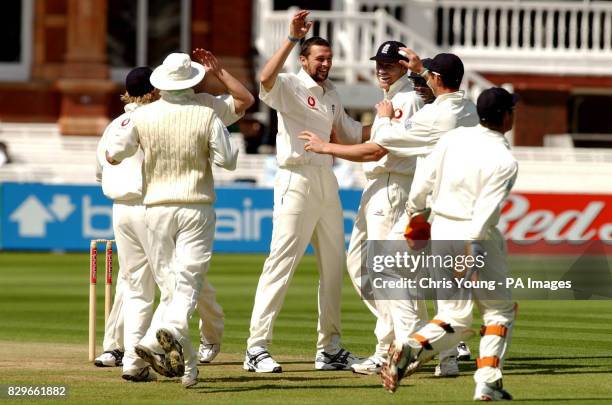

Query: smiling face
left=375, top=60, right=407, bottom=91
left=300, top=45, right=333, bottom=83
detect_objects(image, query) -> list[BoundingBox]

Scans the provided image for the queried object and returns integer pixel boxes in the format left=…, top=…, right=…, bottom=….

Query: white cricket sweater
left=108, top=90, right=237, bottom=205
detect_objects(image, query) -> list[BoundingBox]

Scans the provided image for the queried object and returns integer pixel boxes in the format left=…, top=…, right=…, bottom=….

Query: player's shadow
left=192, top=382, right=382, bottom=394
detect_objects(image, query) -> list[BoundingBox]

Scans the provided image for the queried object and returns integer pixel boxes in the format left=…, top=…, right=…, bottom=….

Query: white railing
left=255, top=5, right=494, bottom=100
left=436, top=0, right=612, bottom=74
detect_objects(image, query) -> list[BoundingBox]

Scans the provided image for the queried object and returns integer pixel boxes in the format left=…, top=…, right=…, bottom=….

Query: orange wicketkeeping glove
left=404, top=214, right=431, bottom=250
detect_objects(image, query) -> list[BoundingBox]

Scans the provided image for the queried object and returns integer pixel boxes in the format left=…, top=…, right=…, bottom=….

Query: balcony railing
left=255, top=5, right=495, bottom=102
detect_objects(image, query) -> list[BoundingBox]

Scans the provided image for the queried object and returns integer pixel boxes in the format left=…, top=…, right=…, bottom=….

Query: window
left=0, top=0, right=33, bottom=81
left=107, top=0, right=191, bottom=82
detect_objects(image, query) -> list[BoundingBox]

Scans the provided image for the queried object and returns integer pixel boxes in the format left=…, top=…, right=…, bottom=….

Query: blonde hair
left=120, top=91, right=157, bottom=105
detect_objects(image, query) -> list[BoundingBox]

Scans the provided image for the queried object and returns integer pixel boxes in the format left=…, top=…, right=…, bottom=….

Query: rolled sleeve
left=209, top=116, right=238, bottom=171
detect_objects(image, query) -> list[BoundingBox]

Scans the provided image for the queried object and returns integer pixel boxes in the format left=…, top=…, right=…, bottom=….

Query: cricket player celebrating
left=381, top=87, right=519, bottom=401
left=95, top=51, right=253, bottom=375
left=107, top=52, right=238, bottom=388
left=245, top=10, right=368, bottom=373
left=301, top=51, right=478, bottom=376
left=95, top=67, right=158, bottom=376
left=303, top=41, right=426, bottom=375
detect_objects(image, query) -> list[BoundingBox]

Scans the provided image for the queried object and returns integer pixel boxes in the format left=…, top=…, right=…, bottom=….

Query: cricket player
left=95, top=50, right=253, bottom=372
left=381, top=87, right=519, bottom=401
left=245, top=10, right=369, bottom=373
left=94, top=67, right=157, bottom=375
left=107, top=52, right=238, bottom=388
left=301, top=51, right=478, bottom=376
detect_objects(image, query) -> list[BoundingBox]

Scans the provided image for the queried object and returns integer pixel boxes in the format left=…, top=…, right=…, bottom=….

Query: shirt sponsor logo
left=307, top=96, right=316, bottom=108
left=394, top=109, right=403, bottom=119
left=121, top=118, right=130, bottom=127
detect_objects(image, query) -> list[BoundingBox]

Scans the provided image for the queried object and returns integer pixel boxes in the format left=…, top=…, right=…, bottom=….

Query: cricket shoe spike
left=156, top=329, right=185, bottom=377
left=315, top=348, right=362, bottom=370
left=243, top=347, right=282, bottom=373
left=94, top=349, right=123, bottom=367
left=474, top=380, right=513, bottom=401
left=198, top=343, right=220, bottom=364
left=381, top=341, right=421, bottom=393
left=134, top=344, right=175, bottom=377
left=122, top=366, right=157, bottom=382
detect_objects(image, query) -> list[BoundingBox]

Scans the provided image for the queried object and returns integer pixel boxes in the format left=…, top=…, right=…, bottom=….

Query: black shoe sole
left=134, top=345, right=175, bottom=378
left=156, top=329, right=185, bottom=377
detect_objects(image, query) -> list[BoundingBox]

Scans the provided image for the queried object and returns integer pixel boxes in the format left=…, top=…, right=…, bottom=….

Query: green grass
left=0, top=252, right=611, bottom=404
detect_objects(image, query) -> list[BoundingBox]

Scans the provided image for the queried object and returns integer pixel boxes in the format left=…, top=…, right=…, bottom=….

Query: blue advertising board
left=0, top=182, right=362, bottom=252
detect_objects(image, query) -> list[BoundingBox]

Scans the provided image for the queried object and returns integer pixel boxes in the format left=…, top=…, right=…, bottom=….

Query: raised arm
left=260, top=10, right=312, bottom=91
left=193, top=48, right=254, bottom=114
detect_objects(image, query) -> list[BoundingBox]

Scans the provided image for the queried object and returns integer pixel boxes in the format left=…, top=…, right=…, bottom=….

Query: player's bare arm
left=300, top=130, right=387, bottom=162
left=397, top=47, right=427, bottom=79
left=193, top=48, right=255, bottom=114
left=260, top=10, right=312, bottom=91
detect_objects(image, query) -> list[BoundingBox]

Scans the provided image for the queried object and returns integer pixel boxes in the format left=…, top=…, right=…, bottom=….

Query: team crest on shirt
left=307, top=96, right=316, bottom=108
left=394, top=109, right=403, bottom=119
left=121, top=118, right=131, bottom=127
left=404, top=119, right=413, bottom=129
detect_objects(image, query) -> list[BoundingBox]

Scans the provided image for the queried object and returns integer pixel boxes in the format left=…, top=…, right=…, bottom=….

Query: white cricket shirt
left=260, top=68, right=362, bottom=167
left=376, top=90, right=478, bottom=157
left=408, top=125, right=519, bottom=240
left=364, top=75, right=423, bottom=177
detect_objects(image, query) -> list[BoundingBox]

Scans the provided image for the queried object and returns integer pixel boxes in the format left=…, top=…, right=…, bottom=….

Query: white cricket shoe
left=122, top=366, right=157, bottom=382
left=315, top=348, right=362, bottom=371
left=182, top=367, right=199, bottom=388
left=457, top=341, right=471, bottom=361
left=94, top=349, right=124, bottom=367
left=434, top=355, right=459, bottom=377
left=474, top=380, right=513, bottom=401
left=198, top=343, right=220, bottom=363
left=243, top=347, right=282, bottom=373
left=350, top=355, right=385, bottom=375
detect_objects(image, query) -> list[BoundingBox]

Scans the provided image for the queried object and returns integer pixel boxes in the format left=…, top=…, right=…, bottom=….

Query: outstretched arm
left=260, top=10, right=312, bottom=91
left=300, top=131, right=387, bottom=162
left=193, top=48, right=254, bottom=114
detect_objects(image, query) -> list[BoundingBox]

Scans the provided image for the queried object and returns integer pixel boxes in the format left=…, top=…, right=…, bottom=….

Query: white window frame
left=0, top=0, right=33, bottom=81
left=110, top=0, right=191, bottom=82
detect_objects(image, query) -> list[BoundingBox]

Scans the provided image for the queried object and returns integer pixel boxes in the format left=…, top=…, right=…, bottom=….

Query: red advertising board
left=500, top=193, right=612, bottom=254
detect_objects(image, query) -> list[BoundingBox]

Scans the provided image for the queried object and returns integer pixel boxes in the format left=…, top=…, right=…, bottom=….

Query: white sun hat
left=150, top=53, right=205, bottom=91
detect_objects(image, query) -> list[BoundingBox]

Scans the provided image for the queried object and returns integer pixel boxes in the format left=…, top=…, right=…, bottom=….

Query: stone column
left=57, top=0, right=117, bottom=135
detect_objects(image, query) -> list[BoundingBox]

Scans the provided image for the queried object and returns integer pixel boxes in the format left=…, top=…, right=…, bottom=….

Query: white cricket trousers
left=407, top=216, right=515, bottom=384
left=139, top=203, right=216, bottom=375
left=247, top=165, right=345, bottom=352
left=111, top=201, right=156, bottom=373
left=346, top=172, right=428, bottom=357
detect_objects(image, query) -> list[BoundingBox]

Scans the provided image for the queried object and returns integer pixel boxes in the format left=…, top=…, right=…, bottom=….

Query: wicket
left=88, top=239, right=115, bottom=362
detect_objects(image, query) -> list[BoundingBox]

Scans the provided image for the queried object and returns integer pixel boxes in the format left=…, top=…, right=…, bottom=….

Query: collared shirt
left=96, top=103, right=144, bottom=202
left=364, top=75, right=423, bottom=177
left=376, top=90, right=478, bottom=157
left=408, top=125, right=518, bottom=240
left=260, top=68, right=362, bottom=167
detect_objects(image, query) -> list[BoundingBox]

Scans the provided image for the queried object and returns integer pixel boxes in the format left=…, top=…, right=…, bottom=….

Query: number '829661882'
left=2, top=385, right=68, bottom=398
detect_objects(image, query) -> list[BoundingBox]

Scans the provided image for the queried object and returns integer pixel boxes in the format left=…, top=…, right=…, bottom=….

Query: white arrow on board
left=9, top=196, right=55, bottom=237
left=49, top=194, right=75, bottom=221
